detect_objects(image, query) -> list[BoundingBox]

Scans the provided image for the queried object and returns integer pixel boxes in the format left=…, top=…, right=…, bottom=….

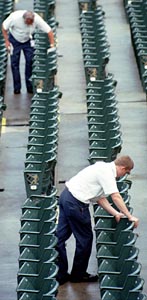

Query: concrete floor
left=0, top=0, right=147, bottom=299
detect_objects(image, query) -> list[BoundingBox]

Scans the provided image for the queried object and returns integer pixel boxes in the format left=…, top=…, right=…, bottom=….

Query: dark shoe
left=70, top=272, right=98, bottom=283
left=14, top=90, right=20, bottom=94
left=57, top=273, right=70, bottom=285
left=27, top=88, right=33, bottom=94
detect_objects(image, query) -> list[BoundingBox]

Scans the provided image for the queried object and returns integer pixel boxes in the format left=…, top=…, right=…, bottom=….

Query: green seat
left=28, top=122, right=58, bottom=135
left=87, top=108, right=118, bottom=122
left=32, top=86, right=60, bottom=100
left=86, top=82, right=115, bottom=97
left=31, top=49, right=57, bottom=92
left=27, top=142, right=57, bottom=156
left=19, top=247, right=58, bottom=265
left=96, top=230, right=137, bottom=251
left=88, top=142, right=121, bottom=163
left=24, top=150, right=57, bottom=196
left=0, top=68, right=6, bottom=97
left=88, top=127, right=121, bottom=143
left=88, top=119, right=121, bottom=134
left=31, top=97, right=58, bottom=109
left=84, top=59, right=109, bottom=81
left=33, top=48, right=47, bottom=59
left=22, top=188, right=57, bottom=212
left=32, top=60, right=57, bottom=77
left=86, top=77, right=117, bottom=89
left=24, top=152, right=56, bottom=175
left=82, top=28, right=106, bottom=39
left=98, top=259, right=142, bottom=281
left=21, top=208, right=57, bottom=224
left=19, top=292, right=57, bottom=300
left=28, top=132, right=58, bottom=145
left=87, top=95, right=118, bottom=109
left=94, top=217, right=117, bottom=232
left=97, top=244, right=139, bottom=266
left=93, top=205, right=113, bottom=217
left=25, top=149, right=57, bottom=165
left=94, top=217, right=134, bottom=237
left=19, top=233, right=58, bottom=253
left=101, top=275, right=144, bottom=299
left=127, top=292, right=147, bottom=300
left=27, top=139, right=57, bottom=152
left=17, top=261, right=58, bottom=283
left=87, top=99, right=117, bottom=112
left=30, top=100, right=58, bottom=113
left=87, top=112, right=120, bottom=125
left=34, top=6, right=56, bottom=20
left=29, top=114, right=59, bottom=125
left=88, top=125, right=121, bottom=142
left=20, top=220, right=57, bottom=238
left=30, top=106, right=58, bottom=118
left=86, top=87, right=117, bottom=102
left=94, top=200, right=132, bottom=221
left=100, top=268, right=144, bottom=296
left=79, top=2, right=97, bottom=13
left=17, top=277, right=58, bottom=299
left=28, top=131, right=58, bottom=144
left=88, top=136, right=122, bottom=153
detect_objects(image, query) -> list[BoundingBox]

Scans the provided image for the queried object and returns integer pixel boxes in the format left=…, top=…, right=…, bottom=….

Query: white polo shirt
left=2, top=10, right=52, bottom=43
left=66, top=161, right=119, bottom=204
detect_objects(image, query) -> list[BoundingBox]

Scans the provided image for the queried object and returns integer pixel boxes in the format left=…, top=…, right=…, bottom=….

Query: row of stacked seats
left=124, top=0, right=147, bottom=95
left=94, top=177, right=146, bottom=299
left=17, top=187, right=59, bottom=299
left=96, top=216, right=145, bottom=300
left=32, top=37, right=57, bottom=92
left=24, top=88, right=60, bottom=197
left=0, top=0, right=14, bottom=134
left=23, top=0, right=59, bottom=198
left=17, top=1, right=60, bottom=299
left=78, top=3, right=122, bottom=162
left=79, top=4, right=110, bottom=82
left=32, top=0, right=57, bottom=93
left=86, top=74, right=122, bottom=164
left=78, top=1, right=147, bottom=299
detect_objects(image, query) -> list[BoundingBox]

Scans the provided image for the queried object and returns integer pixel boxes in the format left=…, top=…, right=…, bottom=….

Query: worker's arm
left=2, top=25, right=10, bottom=50
left=110, top=192, right=139, bottom=227
left=97, top=193, right=139, bottom=228
left=47, top=30, right=55, bottom=48
left=97, top=197, right=125, bottom=223
left=111, top=192, right=139, bottom=227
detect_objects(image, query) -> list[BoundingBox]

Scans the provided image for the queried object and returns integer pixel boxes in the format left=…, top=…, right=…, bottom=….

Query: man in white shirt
left=56, top=156, right=139, bottom=285
left=2, top=10, right=55, bottom=94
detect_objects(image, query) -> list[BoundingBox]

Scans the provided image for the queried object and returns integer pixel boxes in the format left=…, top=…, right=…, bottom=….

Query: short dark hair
left=114, top=155, right=134, bottom=169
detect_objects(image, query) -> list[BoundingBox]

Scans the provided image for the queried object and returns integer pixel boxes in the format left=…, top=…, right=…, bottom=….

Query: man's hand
left=128, top=216, right=139, bottom=228
left=115, top=212, right=125, bottom=223
left=115, top=212, right=139, bottom=228
left=5, top=40, right=11, bottom=52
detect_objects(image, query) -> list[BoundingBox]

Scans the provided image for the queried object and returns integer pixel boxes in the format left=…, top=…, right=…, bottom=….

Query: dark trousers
left=56, top=187, right=93, bottom=281
left=9, top=33, right=34, bottom=91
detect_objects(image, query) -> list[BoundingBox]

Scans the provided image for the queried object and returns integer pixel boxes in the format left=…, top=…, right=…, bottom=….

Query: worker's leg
left=23, top=40, right=34, bottom=92
left=56, top=188, right=72, bottom=284
left=9, top=33, right=21, bottom=93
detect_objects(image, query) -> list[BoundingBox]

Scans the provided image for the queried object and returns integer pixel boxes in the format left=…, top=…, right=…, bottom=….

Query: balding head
left=23, top=11, right=34, bottom=25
